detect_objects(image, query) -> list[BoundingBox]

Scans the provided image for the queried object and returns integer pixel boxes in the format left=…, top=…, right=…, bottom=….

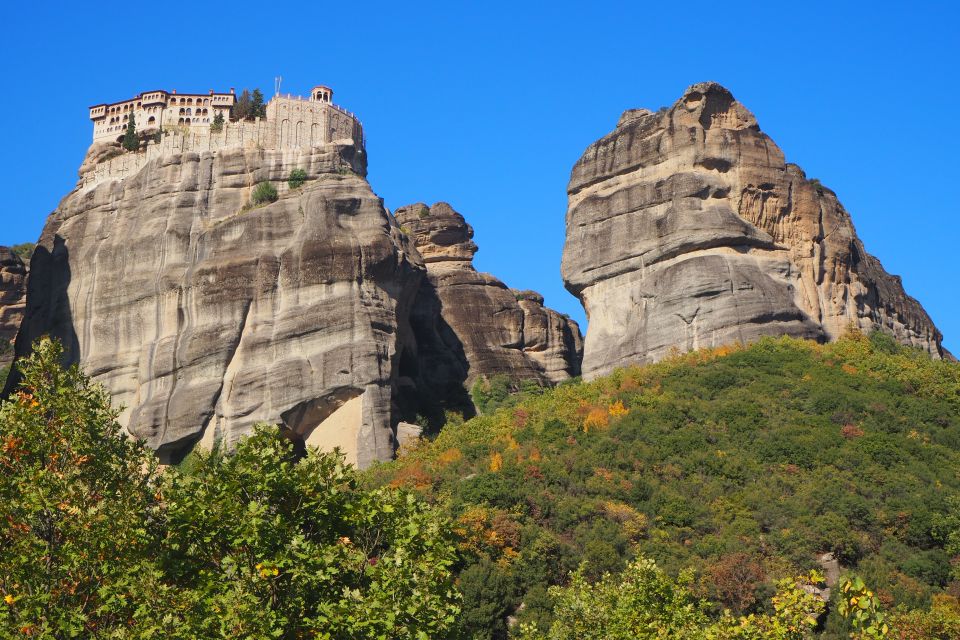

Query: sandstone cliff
left=0, top=247, right=27, bottom=370
left=395, top=202, right=582, bottom=420
left=11, top=140, right=423, bottom=467
left=562, top=82, right=947, bottom=379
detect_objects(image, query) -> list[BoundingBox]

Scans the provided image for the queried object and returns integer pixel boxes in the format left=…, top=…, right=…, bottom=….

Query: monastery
left=82, top=84, right=364, bottom=189
left=88, top=84, right=360, bottom=148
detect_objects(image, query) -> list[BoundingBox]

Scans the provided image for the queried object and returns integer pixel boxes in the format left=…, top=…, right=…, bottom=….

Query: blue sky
left=2, top=1, right=958, bottom=353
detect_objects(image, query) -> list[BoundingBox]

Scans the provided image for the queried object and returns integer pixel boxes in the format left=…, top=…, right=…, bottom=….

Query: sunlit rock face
left=394, top=202, right=582, bottom=420
left=0, top=247, right=27, bottom=370
left=12, top=141, right=424, bottom=468
left=563, top=82, right=947, bottom=379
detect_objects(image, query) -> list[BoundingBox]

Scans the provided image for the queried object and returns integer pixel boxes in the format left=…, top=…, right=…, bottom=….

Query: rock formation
left=562, top=82, right=947, bottom=379
left=395, top=202, right=582, bottom=420
left=11, top=140, right=423, bottom=467
left=0, top=247, right=27, bottom=370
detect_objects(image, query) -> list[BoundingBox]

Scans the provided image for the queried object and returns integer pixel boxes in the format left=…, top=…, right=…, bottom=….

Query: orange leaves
left=2, top=435, right=23, bottom=458
left=454, top=506, right=521, bottom=562
left=583, top=408, right=609, bottom=432
left=388, top=462, right=433, bottom=490
left=841, top=424, right=865, bottom=439
left=489, top=452, right=503, bottom=472
left=16, top=392, right=39, bottom=409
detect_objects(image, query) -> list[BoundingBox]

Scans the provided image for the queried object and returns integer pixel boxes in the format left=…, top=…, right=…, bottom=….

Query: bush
left=288, top=168, right=307, bottom=189
left=251, top=181, right=278, bottom=205
left=515, top=557, right=825, bottom=639
left=10, top=243, right=34, bottom=262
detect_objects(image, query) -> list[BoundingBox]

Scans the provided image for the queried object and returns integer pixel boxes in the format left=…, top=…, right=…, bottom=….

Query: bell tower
left=311, top=85, right=333, bottom=103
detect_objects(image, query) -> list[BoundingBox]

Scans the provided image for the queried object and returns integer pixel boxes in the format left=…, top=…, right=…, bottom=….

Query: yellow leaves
left=583, top=408, right=609, bottom=432
left=841, top=363, right=859, bottom=375
left=436, top=448, right=463, bottom=467
left=607, top=400, right=629, bottom=418
left=255, top=562, right=279, bottom=578
left=338, top=536, right=352, bottom=546
left=489, top=452, right=503, bottom=472
left=601, top=501, right=648, bottom=541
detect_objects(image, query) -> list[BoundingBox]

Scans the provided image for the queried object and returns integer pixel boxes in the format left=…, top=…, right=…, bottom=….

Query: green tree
left=160, top=426, right=461, bottom=638
left=0, top=338, right=165, bottom=637
left=210, top=111, right=225, bottom=132
left=233, top=89, right=252, bottom=121
left=251, top=88, right=266, bottom=118
left=122, top=112, right=139, bottom=151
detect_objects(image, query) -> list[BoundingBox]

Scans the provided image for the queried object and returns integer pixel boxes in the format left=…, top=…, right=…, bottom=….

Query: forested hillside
left=369, top=332, right=960, bottom=638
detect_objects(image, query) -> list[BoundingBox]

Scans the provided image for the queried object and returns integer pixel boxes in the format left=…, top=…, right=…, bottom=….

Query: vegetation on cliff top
left=368, top=332, right=960, bottom=638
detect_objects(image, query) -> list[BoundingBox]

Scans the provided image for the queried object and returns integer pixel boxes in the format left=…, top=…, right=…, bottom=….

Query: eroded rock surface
left=11, top=141, right=423, bottom=467
left=395, top=202, right=582, bottom=419
left=0, top=247, right=27, bottom=370
left=563, top=82, right=947, bottom=378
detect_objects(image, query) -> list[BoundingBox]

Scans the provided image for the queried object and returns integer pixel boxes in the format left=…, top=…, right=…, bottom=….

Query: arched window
left=187, top=98, right=193, bottom=104
left=185, top=108, right=191, bottom=116
left=148, top=116, right=156, bottom=124
left=179, top=108, right=185, bottom=115
left=178, top=118, right=184, bottom=124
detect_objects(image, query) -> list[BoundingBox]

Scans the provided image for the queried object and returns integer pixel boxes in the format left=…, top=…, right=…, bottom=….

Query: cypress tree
left=122, top=112, right=139, bottom=151
left=233, top=89, right=252, bottom=121
left=251, top=89, right=266, bottom=118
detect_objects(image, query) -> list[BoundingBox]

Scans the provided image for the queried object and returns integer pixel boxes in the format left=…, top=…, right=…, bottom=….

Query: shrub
left=288, top=168, right=307, bottom=189
left=11, top=243, right=35, bottom=262
left=251, top=181, right=278, bottom=205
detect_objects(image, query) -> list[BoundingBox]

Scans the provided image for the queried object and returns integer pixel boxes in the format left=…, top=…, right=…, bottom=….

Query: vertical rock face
left=563, top=82, right=947, bottom=379
left=395, top=202, right=582, bottom=418
left=11, top=140, right=423, bottom=467
left=0, top=247, right=27, bottom=369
